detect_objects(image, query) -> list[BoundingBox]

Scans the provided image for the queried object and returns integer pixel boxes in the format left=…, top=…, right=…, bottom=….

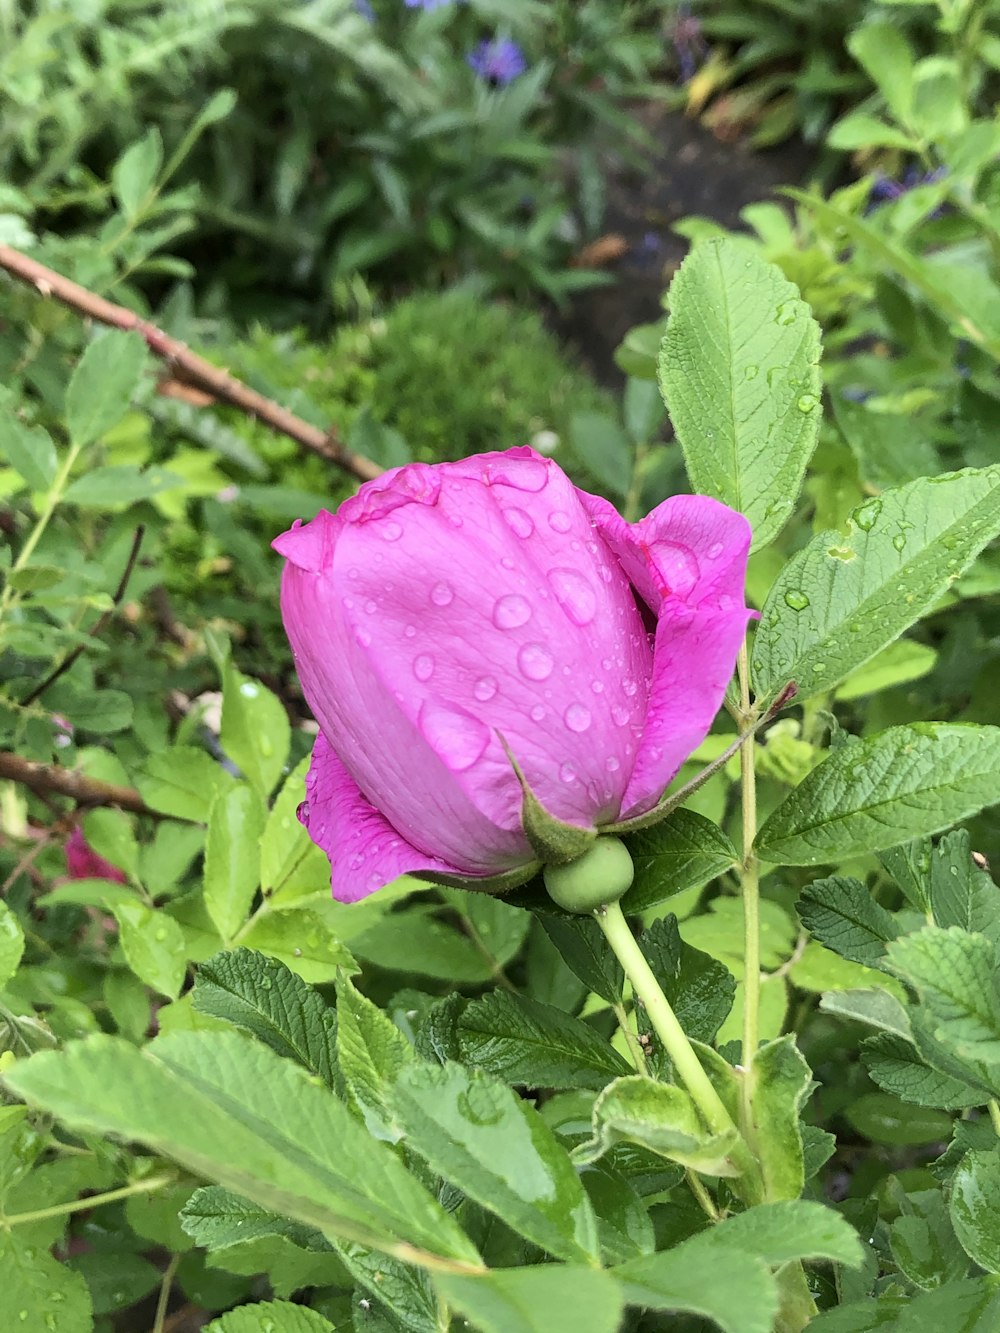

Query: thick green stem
left=595, top=900, right=760, bottom=1195
left=737, top=641, right=761, bottom=1111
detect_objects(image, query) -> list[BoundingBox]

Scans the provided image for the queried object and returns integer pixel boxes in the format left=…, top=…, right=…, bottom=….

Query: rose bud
left=274, top=447, right=751, bottom=903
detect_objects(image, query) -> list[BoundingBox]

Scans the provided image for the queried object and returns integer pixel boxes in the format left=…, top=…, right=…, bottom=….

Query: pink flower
left=64, top=827, right=127, bottom=884
left=274, top=447, right=751, bottom=902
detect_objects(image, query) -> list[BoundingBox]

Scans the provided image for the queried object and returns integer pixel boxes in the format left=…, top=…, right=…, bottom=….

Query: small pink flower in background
left=64, top=827, right=127, bottom=884
left=274, top=447, right=751, bottom=903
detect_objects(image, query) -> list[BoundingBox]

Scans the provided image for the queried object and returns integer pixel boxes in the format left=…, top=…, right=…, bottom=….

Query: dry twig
left=0, top=244, right=383, bottom=483
left=0, top=752, right=154, bottom=816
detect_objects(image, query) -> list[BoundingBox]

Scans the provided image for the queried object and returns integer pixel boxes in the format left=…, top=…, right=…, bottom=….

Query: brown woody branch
left=0, top=244, right=383, bottom=484
left=0, top=752, right=153, bottom=816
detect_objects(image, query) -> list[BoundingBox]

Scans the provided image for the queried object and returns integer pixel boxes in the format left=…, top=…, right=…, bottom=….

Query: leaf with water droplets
left=391, top=1061, right=600, bottom=1264
left=658, top=238, right=822, bottom=550
left=756, top=723, right=1000, bottom=866
left=0, top=1231, right=91, bottom=1333
left=112, top=901, right=187, bottom=999
left=752, top=467, right=1000, bottom=708
left=437, top=1265, right=625, bottom=1333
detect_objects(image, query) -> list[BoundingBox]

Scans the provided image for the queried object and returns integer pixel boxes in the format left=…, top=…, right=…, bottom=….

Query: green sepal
left=500, top=736, right=597, bottom=865
left=417, top=863, right=542, bottom=896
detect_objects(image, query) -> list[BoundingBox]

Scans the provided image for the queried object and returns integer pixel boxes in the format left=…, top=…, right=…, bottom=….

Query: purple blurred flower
left=354, top=0, right=375, bottom=18
left=870, top=165, right=947, bottom=204
left=468, top=37, right=527, bottom=86
left=405, top=0, right=459, bottom=9
left=673, top=5, right=708, bottom=83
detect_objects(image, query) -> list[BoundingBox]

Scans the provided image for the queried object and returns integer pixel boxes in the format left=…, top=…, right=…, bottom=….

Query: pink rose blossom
left=274, top=447, right=751, bottom=902
left=64, top=826, right=127, bottom=884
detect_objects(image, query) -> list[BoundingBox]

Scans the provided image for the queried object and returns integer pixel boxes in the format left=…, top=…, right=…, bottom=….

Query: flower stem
left=737, top=640, right=761, bottom=1106
left=594, top=900, right=760, bottom=1195
left=0, top=1172, right=175, bottom=1228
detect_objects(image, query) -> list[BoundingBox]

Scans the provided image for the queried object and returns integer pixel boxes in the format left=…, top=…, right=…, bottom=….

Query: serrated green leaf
left=539, top=915, right=624, bottom=1004
left=82, top=806, right=138, bottom=881
left=393, top=1061, right=599, bottom=1264
left=0, top=404, right=56, bottom=491
left=706, top=1199, right=864, bottom=1268
left=929, top=830, right=1000, bottom=946
left=239, top=905, right=356, bottom=984
left=351, top=908, right=509, bottom=984
left=4, top=1032, right=482, bottom=1266
left=950, top=1149, right=1000, bottom=1273
left=615, top=1233, right=778, bottom=1333
left=260, top=757, right=328, bottom=902
left=748, top=1035, right=811, bottom=1201
left=204, top=785, right=266, bottom=943
left=456, top=990, right=632, bottom=1090
left=820, top=987, right=912, bottom=1039
left=205, top=1299, right=335, bottom=1333
left=573, top=1075, right=741, bottom=1177
left=756, top=724, right=1000, bottom=865
left=437, top=1266, right=624, bottom=1333
left=0, top=1230, right=92, bottom=1333
left=621, top=810, right=738, bottom=913
left=797, top=876, right=900, bottom=967
left=112, top=127, right=162, bottom=217
left=0, top=902, right=24, bottom=990
left=863, top=1032, right=984, bottom=1109
left=137, top=747, right=237, bottom=821
left=890, top=1189, right=967, bottom=1291
left=336, top=973, right=412, bottom=1139
left=65, top=330, right=148, bottom=446
left=113, top=901, right=187, bottom=999
left=181, top=1185, right=328, bottom=1254
left=46, top=684, right=133, bottom=734
left=848, top=22, right=915, bottom=122
left=659, top=238, right=821, bottom=550
left=887, top=927, right=1000, bottom=1063
left=640, top=915, right=736, bottom=1045
left=221, top=666, right=290, bottom=798
left=751, top=469, right=1000, bottom=707
left=336, top=1241, right=439, bottom=1333
left=192, top=949, right=338, bottom=1087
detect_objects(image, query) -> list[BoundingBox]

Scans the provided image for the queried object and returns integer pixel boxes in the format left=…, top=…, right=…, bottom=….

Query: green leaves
left=747, top=1036, right=812, bottom=1202
left=438, top=1266, right=624, bottom=1333
left=4, top=1032, right=481, bottom=1266
left=752, top=469, right=1000, bottom=707
left=392, top=1061, right=600, bottom=1265
left=204, top=786, right=266, bottom=943
left=756, top=724, right=1000, bottom=866
left=887, top=928, right=1000, bottom=1064
left=205, top=1301, right=335, bottom=1333
left=659, top=238, right=821, bottom=549
left=573, top=1076, right=741, bottom=1177
left=219, top=664, right=291, bottom=798
left=65, top=330, right=148, bottom=446
left=0, top=404, right=56, bottom=491
left=0, top=902, right=25, bottom=990
left=0, top=1230, right=92, bottom=1333
left=797, top=877, right=900, bottom=968
left=621, top=811, right=738, bottom=913
left=950, top=1150, right=1000, bottom=1273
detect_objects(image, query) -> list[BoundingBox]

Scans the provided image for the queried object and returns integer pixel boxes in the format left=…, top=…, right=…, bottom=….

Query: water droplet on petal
left=530, top=703, right=546, bottom=721
left=648, top=541, right=700, bottom=598
left=612, top=705, right=630, bottom=727
left=548, top=510, right=572, bottom=533
left=381, top=520, right=403, bottom=541
left=518, top=642, right=554, bottom=680
left=485, top=454, right=548, bottom=491
left=503, top=507, right=534, bottom=538
left=548, top=568, right=597, bottom=626
left=560, top=762, right=577, bottom=783
left=606, top=757, right=620, bottom=773
left=430, top=581, right=454, bottom=606
left=474, top=676, right=498, bottom=702
left=419, top=701, right=490, bottom=771
left=591, top=679, right=604, bottom=694
left=493, top=594, right=531, bottom=629
left=404, top=624, right=417, bottom=638
left=564, top=703, right=592, bottom=733
left=413, top=654, right=434, bottom=681
left=364, top=598, right=377, bottom=614
left=623, top=679, right=638, bottom=697
left=356, top=629, right=372, bottom=647
left=707, top=541, right=723, bottom=559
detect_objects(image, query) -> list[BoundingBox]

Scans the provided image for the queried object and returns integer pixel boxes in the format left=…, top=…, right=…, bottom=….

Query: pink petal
left=580, top=491, right=753, bottom=816
left=302, top=733, right=470, bottom=902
